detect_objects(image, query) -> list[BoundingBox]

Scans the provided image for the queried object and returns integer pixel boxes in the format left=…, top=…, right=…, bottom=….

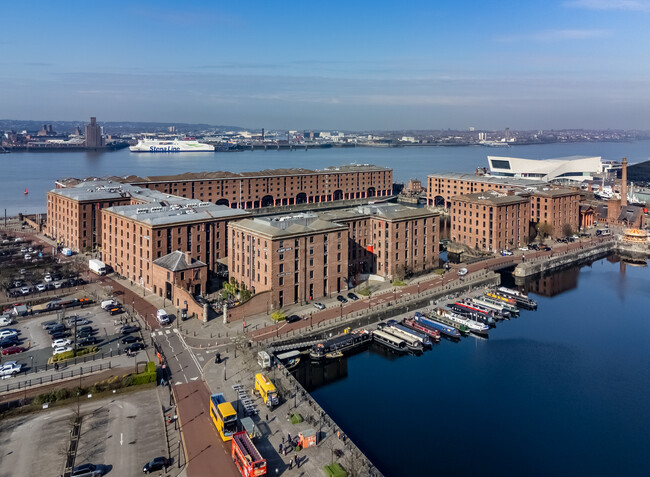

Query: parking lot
left=0, top=387, right=169, bottom=477
left=1, top=304, right=147, bottom=376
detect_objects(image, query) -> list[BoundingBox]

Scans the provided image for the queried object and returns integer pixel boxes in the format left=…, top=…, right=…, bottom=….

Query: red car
left=2, top=346, right=26, bottom=355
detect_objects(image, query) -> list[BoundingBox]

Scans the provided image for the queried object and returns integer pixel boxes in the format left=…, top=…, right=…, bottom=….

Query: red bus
left=232, top=431, right=266, bottom=477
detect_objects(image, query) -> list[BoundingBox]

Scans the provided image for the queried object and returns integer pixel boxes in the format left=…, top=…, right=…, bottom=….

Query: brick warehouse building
left=450, top=190, right=531, bottom=252
left=101, top=201, right=248, bottom=293
left=529, top=188, right=580, bottom=237
left=229, top=204, right=440, bottom=309
left=319, top=204, right=439, bottom=281
left=48, top=164, right=393, bottom=251
left=228, top=214, right=350, bottom=308
left=427, top=172, right=545, bottom=208
left=127, top=164, right=393, bottom=209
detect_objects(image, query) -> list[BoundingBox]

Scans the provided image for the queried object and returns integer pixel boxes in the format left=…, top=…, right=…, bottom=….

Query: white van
left=101, top=300, right=118, bottom=310
left=156, top=309, right=170, bottom=325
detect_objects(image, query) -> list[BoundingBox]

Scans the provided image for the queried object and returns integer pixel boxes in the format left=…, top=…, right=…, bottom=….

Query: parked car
left=501, top=250, right=513, bottom=256
left=42, top=320, right=60, bottom=330
left=0, top=315, right=14, bottom=326
left=50, top=330, right=70, bottom=341
left=77, top=325, right=94, bottom=333
left=313, top=302, right=326, bottom=310
left=347, top=292, right=359, bottom=301
left=120, top=325, right=140, bottom=334
left=285, top=314, right=301, bottom=324
left=518, top=246, right=529, bottom=251
left=76, top=329, right=94, bottom=339
left=125, top=342, right=145, bottom=353
left=20, top=286, right=30, bottom=295
left=36, top=283, right=46, bottom=292
left=143, top=457, right=169, bottom=473
left=2, top=346, right=26, bottom=355
left=121, top=335, right=143, bottom=344
left=101, top=299, right=118, bottom=310
left=53, top=346, right=73, bottom=355
left=0, top=329, right=18, bottom=339
left=48, top=324, right=67, bottom=335
left=0, top=362, right=22, bottom=377
left=52, top=338, right=72, bottom=348
left=67, top=316, right=90, bottom=326
left=70, top=463, right=102, bottom=477
left=0, top=336, right=20, bottom=348
left=109, top=307, right=124, bottom=316
left=44, top=274, right=52, bottom=283
left=457, top=268, right=468, bottom=276
left=78, top=336, right=99, bottom=346
left=336, top=295, right=348, bottom=303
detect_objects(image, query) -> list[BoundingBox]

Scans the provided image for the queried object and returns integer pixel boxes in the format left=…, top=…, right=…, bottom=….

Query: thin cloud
left=565, top=0, right=650, bottom=12
left=495, top=29, right=610, bottom=42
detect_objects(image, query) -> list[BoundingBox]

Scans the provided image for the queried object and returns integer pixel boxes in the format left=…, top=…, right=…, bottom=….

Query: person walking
left=289, top=458, right=293, bottom=470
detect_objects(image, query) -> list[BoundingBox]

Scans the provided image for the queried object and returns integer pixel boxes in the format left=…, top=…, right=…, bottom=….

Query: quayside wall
left=513, top=241, right=615, bottom=277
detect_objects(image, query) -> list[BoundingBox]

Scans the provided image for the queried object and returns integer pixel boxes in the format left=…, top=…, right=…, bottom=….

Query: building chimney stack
left=621, top=157, right=628, bottom=207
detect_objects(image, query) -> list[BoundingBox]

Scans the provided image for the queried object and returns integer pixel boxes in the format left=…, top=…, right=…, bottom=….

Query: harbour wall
left=513, top=241, right=614, bottom=277
left=513, top=238, right=649, bottom=278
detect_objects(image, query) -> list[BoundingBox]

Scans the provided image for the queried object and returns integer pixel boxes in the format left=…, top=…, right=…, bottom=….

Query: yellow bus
left=210, top=393, right=237, bottom=441
left=254, top=373, right=279, bottom=408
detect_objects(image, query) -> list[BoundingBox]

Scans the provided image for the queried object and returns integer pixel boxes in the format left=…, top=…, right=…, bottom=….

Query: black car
left=120, top=325, right=140, bottom=334
left=121, top=335, right=143, bottom=344
left=48, top=324, right=67, bottom=335
left=286, top=314, right=301, bottom=323
left=78, top=336, right=99, bottom=346
left=50, top=330, right=70, bottom=341
left=78, top=325, right=95, bottom=334
left=109, top=307, right=124, bottom=316
left=125, top=342, right=145, bottom=353
left=347, top=292, right=359, bottom=301
left=0, top=336, right=20, bottom=348
left=143, top=456, right=169, bottom=473
left=76, top=329, right=94, bottom=339
left=336, top=295, right=348, bottom=303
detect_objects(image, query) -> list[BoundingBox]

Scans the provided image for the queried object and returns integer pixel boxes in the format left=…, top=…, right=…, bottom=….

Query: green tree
left=561, top=223, right=573, bottom=238
left=536, top=222, right=554, bottom=243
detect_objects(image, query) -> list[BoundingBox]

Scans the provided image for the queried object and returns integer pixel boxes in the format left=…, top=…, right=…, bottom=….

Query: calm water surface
left=3, top=141, right=650, bottom=215
left=300, top=257, right=650, bottom=477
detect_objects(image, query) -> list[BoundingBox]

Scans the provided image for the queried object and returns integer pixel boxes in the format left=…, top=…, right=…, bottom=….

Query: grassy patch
left=433, top=268, right=445, bottom=275
left=323, top=462, right=347, bottom=477
left=356, top=288, right=371, bottom=297
left=392, top=279, right=407, bottom=287
left=290, top=413, right=303, bottom=424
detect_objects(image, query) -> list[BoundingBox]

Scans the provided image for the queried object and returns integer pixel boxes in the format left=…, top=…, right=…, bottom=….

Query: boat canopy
left=276, top=350, right=301, bottom=361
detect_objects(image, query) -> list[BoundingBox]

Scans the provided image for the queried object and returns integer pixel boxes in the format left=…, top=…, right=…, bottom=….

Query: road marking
left=165, top=330, right=171, bottom=335
left=175, top=381, right=183, bottom=385
left=157, top=331, right=163, bottom=336
left=190, top=377, right=198, bottom=381
left=173, top=328, right=179, bottom=333
left=120, top=433, right=123, bottom=446
left=198, top=355, right=204, bottom=361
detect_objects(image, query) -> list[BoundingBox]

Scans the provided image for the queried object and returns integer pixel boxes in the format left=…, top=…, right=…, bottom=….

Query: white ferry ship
left=129, top=138, right=215, bottom=152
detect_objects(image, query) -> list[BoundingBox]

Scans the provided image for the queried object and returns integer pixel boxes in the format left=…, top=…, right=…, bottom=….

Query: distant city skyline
left=2, top=0, right=650, bottom=130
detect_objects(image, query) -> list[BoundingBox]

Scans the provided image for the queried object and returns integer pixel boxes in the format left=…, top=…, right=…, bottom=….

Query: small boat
left=385, top=319, right=432, bottom=347
left=476, top=295, right=519, bottom=315
left=402, top=317, right=441, bottom=342
left=435, top=308, right=489, bottom=335
left=325, top=351, right=343, bottom=359
left=377, top=322, right=423, bottom=351
left=372, top=329, right=408, bottom=353
left=310, top=329, right=372, bottom=360
left=24, top=189, right=28, bottom=195
left=496, top=287, right=538, bottom=309
left=413, top=312, right=461, bottom=339
left=285, top=357, right=301, bottom=370
left=448, top=302, right=496, bottom=326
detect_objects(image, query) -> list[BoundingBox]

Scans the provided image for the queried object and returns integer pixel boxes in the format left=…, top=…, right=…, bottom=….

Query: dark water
left=299, top=257, right=650, bottom=477
left=3, top=140, right=650, bottom=215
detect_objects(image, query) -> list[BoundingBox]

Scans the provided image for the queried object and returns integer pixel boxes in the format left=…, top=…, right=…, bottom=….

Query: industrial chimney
left=621, top=157, right=628, bottom=207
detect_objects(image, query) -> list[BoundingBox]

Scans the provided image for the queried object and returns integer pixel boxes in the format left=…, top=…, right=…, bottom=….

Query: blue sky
left=1, top=0, right=649, bottom=130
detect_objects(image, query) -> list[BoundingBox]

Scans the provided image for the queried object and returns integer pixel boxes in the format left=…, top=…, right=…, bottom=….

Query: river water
left=3, top=141, right=650, bottom=216
left=298, top=257, right=650, bottom=477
